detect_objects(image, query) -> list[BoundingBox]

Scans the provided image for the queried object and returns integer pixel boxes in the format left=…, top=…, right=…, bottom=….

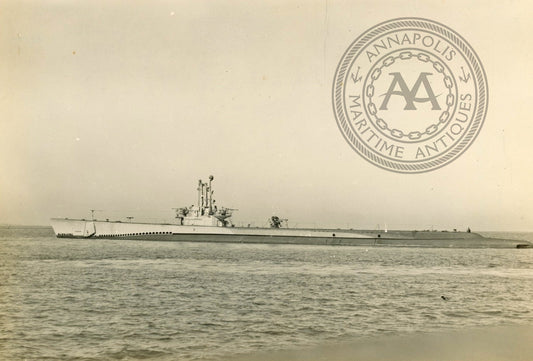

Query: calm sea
left=1, top=227, right=532, bottom=360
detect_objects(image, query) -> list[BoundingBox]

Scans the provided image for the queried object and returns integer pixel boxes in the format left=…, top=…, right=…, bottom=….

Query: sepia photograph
left=1, top=1, right=532, bottom=360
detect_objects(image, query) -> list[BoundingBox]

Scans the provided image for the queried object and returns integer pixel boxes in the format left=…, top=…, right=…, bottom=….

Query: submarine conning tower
left=197, top=175, right=215, bottom=216
left=175, top=175, right=234, bottom=227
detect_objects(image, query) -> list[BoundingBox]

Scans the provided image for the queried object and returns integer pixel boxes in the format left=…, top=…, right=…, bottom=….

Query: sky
left=1, top=0, right=532, bottom=231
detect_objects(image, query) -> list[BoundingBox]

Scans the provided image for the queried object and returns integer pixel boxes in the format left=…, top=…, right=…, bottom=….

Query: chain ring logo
left=332, top=18, right=488, bottom=173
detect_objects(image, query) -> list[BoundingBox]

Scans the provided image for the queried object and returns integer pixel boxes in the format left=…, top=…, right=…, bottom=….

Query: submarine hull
left=50, top=218, right=530, bottom=249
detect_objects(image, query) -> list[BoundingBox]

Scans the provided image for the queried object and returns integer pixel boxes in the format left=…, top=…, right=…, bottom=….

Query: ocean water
left=0, top=227, right=532, bottom=361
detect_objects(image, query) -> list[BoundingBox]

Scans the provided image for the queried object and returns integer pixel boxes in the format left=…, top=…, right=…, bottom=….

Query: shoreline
left=226, top=324, right=533, bottom=361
